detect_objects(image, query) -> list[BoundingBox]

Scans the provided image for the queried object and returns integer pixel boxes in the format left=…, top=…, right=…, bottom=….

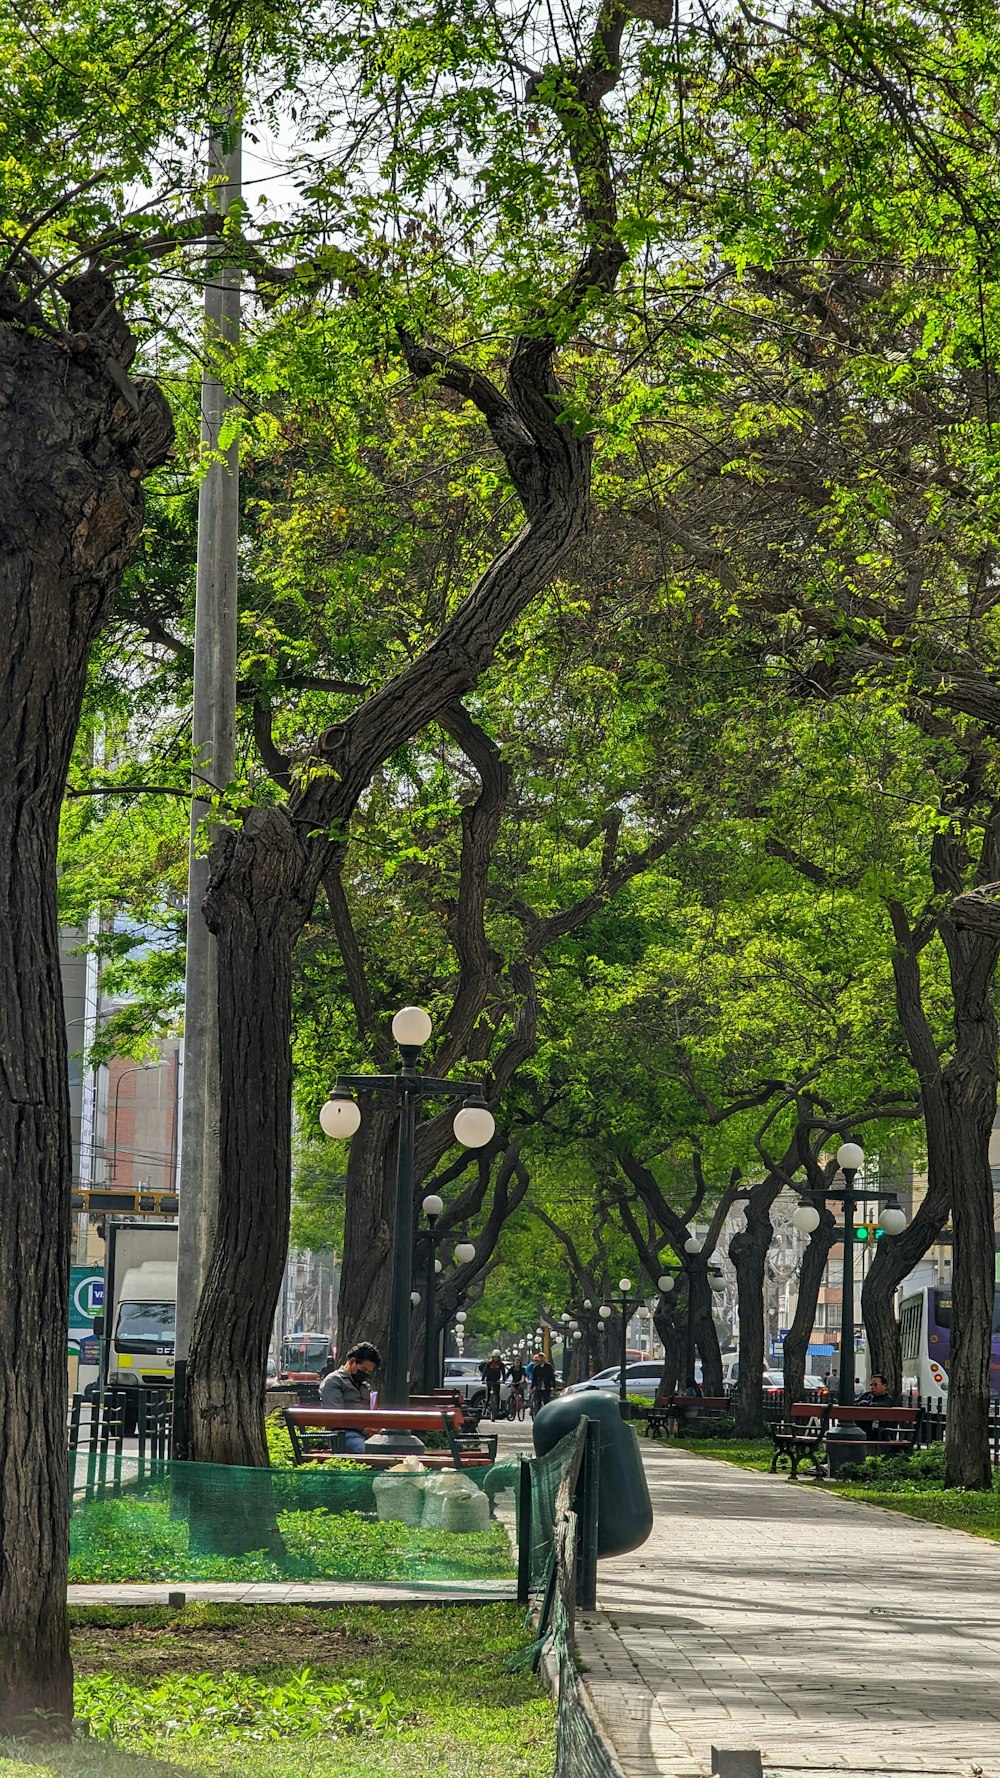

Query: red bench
left=772, top=1402, right=920, bottom=1479
left=643, top=1395, right=730, bottom=1436
left=827, top=1403, right=920, bottom=1455
left=283, top=1405, right=495, bottom=1469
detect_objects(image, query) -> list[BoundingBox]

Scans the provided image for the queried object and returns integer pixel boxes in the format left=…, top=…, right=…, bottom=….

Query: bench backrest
left=828, top=1404, right=918, bottom=1425
left=790, top=1402, right=828, bottom=1421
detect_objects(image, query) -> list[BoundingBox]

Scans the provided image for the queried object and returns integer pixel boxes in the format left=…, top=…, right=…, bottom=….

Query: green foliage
left=68, top=1493, right=512, bottom=1584
left=833, top=1442, right=947, bottom=1489
left=76, top=1667, right=400, bottom=1747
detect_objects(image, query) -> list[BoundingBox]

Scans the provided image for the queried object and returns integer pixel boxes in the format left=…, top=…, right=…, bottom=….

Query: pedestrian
left=319, top=1341, right=381, bottom=1453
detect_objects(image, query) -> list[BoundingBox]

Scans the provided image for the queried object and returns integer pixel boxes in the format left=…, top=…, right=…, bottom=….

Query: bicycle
left=507, top=1382, right=527, bottom=1420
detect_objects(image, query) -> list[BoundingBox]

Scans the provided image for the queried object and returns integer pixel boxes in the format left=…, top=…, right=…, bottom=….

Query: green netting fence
left=69, top=1450, right=519, bottom=1588
left=69, top=1406, right=623, bottom=1776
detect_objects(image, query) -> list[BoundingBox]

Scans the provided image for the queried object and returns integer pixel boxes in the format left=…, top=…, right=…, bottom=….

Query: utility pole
left=173, top=93, right=241, bottom=1457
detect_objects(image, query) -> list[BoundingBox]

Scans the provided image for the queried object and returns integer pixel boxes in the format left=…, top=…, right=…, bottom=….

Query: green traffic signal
left=854, top=1225, right=869, bottom=1242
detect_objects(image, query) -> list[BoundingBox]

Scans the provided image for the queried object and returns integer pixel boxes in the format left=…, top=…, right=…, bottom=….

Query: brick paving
left=577, top=1442, right=1000, bottom=1777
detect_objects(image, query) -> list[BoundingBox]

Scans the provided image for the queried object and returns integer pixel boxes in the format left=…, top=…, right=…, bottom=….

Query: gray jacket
left=319, top=1365, right=372, bottom=1410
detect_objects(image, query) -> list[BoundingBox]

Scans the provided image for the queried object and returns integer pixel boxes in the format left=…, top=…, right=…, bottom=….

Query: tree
left=186, top=2, right=690, bottom=1463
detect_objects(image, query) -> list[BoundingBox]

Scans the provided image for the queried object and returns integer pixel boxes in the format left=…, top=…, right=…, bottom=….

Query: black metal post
left=384, top=1061, right=418, bottom=1406
left=422, top=1211, right=439, bottom=1393
left=619, top=1296, right=629, bottom=1408
left=839, top=1167, right=858, bottom=1406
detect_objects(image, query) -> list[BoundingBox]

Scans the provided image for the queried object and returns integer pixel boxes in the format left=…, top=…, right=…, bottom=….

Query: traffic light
left=853, top=1222, right=886, bottom=1244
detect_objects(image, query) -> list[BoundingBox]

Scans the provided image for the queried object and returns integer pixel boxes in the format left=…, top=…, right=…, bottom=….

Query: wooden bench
left=772, top=1402, right=921, bottom=1479
left=826, top=1403, right=920, bottom=1458
left=771, top=1402, right=828, bottom=1477
left=644, top=1395, right=730, bottom=1437
left=283, top=1405, right=495, bottom=1469
left=405, top=1393, right=496, bottom=1459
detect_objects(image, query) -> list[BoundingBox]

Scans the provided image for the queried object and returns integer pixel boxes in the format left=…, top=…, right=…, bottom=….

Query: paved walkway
left=578, top=1442, right=1000, bottom=1777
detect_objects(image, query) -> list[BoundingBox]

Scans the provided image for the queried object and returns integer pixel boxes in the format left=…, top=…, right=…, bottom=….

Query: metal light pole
left=792, top=1141, right=907, bottom=1406
left=616, top=1278, right=644, bottom=1413
left=417, top=1193, right=476, bottom=1392
left=320, top=1006, right=495, bottom=1406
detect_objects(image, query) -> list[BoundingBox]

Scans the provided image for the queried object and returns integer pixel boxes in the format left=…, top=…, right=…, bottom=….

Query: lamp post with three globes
left=790, top=1141, right=907, bottom=1405
left=320, top=1005, right=495, bottom=1406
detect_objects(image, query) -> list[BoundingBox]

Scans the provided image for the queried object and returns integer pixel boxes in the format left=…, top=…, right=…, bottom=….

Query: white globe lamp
left=837, top=1141, right=865, bottom=1173
left=453, top=1101, right=495, bottom=1148
left=319, top=1094, right=361, bottom=1139
left=792, top=1202, right=821, bottom=1235
left=657, top=1274, right=675, bottom=1293
left=392, top=1005, right=432, bottom=1048
left=454, top=1241, right=476, bottom=1264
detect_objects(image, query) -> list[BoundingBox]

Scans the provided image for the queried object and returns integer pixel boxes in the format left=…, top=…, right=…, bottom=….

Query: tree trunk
left=0, top=271, right=171, bottom=1729
left=861, top=1180, right=949, bottom=1397
left=336, top=1105, right=397, bottom=1359
left=730, top=1181, right=783, bottom=1435
left=653, top=1305, right=682, bottom=1397
left=188, top=808, right=316, bottom=1465
left=783, top=1209, right=837, bottom=1410
left=939, top=1064, right=996, bottom=1489
left=887, top=889, right=999, bottom=1487
left=690, top=1267, right=724, bottom=1395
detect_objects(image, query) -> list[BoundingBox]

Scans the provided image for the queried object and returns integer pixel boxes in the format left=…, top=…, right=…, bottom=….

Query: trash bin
left=533, top=1390, right=653, bottom=1557
left=825, top=1421, right=868, bottom=1476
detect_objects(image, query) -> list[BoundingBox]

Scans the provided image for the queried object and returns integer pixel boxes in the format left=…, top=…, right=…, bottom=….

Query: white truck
left=99, top=1222, right=178, bottom=1400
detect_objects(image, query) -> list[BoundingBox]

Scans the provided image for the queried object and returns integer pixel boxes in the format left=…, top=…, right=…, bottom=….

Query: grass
left=69, top=1493, right=514, bottom=1585
left=0, top=1603, right=555, bottom=1778
left=669, top=1432, right=1000, bottom=1544
left=667, top=1437, right=774, bottom=1471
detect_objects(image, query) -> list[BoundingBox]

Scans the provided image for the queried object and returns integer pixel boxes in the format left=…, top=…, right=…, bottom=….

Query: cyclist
left=479, top=1349, right=507, bottom=1420
left=529, top=1349, right=556, bottom=1416
left=508, top=1355, right=528, bottom=1417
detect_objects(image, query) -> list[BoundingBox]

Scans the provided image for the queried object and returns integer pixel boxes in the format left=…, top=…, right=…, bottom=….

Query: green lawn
left=668, top=1435, right=1000, bottom=1543
left=69, top=1494, right=514, bottom=1585
left=0, top=1604, right=554, bottom=1778
left=668, top=1437, right=775, bottom=1471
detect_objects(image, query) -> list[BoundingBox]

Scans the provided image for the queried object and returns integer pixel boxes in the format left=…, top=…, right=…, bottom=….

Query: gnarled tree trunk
left=783, top=1207, right=837, bottom=1410
left=861, top=1181, right=949, bottom=1399
left=730, top=1178, right=784, bottom=1435
left=188, top=807, right=315, bottom=1465
left=888, top=883, right=999, bottom=1488
left=0, top=271, right=171, bottom=1728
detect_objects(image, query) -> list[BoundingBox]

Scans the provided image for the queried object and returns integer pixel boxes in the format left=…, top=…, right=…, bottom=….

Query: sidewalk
left=577, top=1442, right=1000, bottom=1777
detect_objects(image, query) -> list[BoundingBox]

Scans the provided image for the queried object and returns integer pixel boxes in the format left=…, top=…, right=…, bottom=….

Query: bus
left=279, top=1332, right=335, bottom=1380
left=898, top=1285, right=1000, bottom=1399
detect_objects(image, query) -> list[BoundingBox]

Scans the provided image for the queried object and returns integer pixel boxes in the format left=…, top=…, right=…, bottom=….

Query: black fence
left=68, top=1386, right=173, bottom=1460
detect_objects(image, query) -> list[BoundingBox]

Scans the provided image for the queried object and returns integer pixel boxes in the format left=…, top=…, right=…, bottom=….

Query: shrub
left=835, top=1443, right=947, bottom=1489
left=76, top=1668, right=400, bottom=1747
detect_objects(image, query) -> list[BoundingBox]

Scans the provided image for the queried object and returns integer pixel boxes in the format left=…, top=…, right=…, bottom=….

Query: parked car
left=562, top=1361, right=672, bottom=1402
left=442, top=1358, right=512, bottom=1409
left=725, top=1361, right=828, bottom=1397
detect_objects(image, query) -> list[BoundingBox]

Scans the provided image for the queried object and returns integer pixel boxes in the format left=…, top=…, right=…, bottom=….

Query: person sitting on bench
left=668, top=1377, right=703, bottom=1435
left=319, top=1342, right=381, bottom=1452
left=854, top=1372, right=899, bottom=1441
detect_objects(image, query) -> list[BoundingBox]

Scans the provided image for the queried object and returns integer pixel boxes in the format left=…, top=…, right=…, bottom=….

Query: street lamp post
left=616, top=1278, right=644, bottom=1414
left=320, top=1005, right=495, bottom=1406
left=416, top=1193, right=476, bottom=1391
left=792, top=1141, right=907, bottom=1406
left=658, top=1255, right=724, bottom=1384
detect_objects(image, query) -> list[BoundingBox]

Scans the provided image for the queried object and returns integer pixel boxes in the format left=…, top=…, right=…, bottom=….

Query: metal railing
left=68, top=1385, right=173, bottom=1461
